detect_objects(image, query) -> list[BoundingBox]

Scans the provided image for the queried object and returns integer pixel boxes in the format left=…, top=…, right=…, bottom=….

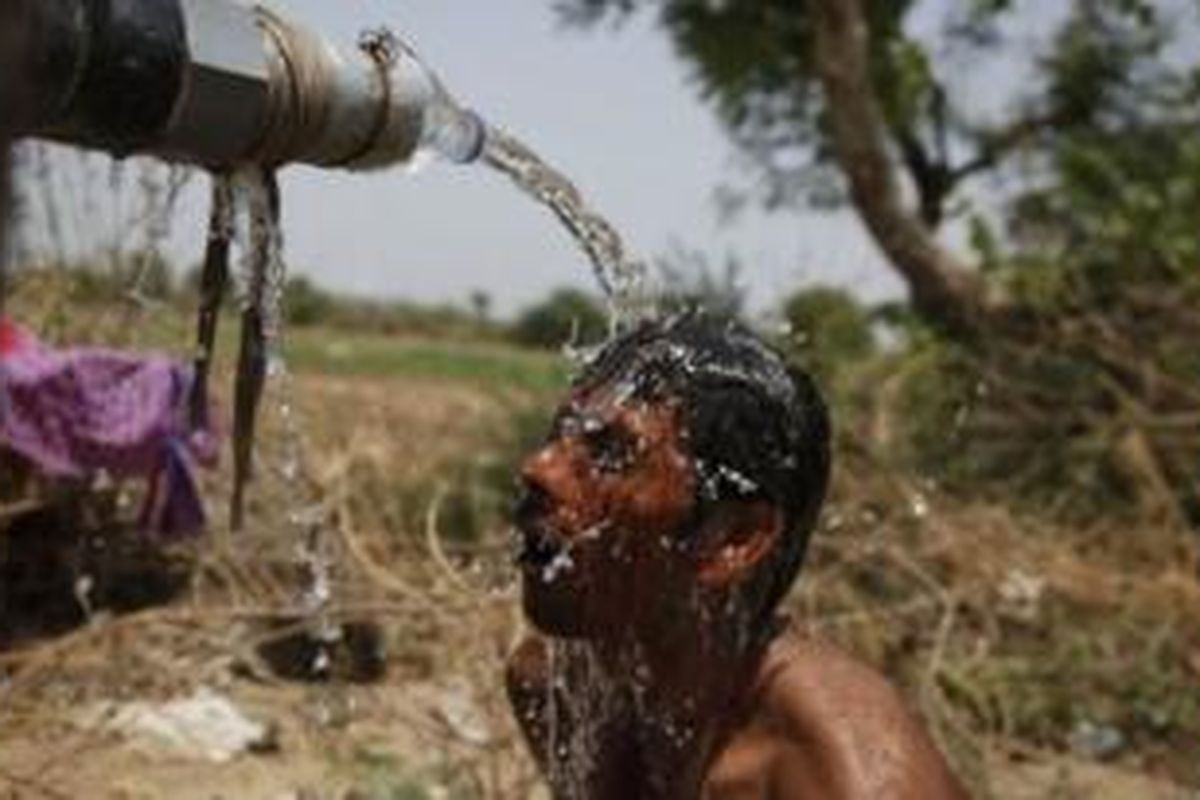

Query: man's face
left=513, top=375, right=697, bottom=638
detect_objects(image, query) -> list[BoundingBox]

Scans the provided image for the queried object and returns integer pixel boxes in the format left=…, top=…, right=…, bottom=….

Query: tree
left=283, top=275, right=334, bottom=326
left=511, top=287, right=608, bottom=349
left=554, top=0, right=1195, bottom=335
left=780, top=286, right=875, bottom=382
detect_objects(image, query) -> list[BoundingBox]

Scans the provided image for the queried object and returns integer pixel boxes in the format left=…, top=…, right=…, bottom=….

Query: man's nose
left=519, top=443, right=564, bottom=496
left=517, top=441, right=579, bottom=511
left=514, top=447, right=557, bottom=529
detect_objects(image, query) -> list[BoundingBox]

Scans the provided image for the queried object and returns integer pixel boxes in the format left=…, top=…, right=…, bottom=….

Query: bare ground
left=2, top=367, right=1197, bottom=799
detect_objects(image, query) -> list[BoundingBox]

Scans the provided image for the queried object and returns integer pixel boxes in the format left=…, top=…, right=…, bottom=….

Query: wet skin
left=509, top=381, right=968, bottom=799
left=514, top=379, right=696, bottom=639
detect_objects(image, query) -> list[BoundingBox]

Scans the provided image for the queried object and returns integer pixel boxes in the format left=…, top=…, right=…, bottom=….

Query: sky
left=26, top=1, right=1187, bottom=319
left=247, top=0, right=902, bottom=317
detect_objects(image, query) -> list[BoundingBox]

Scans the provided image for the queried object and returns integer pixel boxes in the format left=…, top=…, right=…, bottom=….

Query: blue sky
left=258, top=0, right=900, bottom=316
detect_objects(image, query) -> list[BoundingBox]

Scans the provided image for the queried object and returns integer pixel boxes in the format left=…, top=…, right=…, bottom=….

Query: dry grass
left=0, top=361, right=543, bottom=798
left=1, top=276, right=1197, bottom=797
left=792, top=436, right=1200, bottom=795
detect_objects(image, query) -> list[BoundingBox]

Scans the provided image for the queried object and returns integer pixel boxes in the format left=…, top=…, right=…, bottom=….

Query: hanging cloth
left=0, top=317, right=218, bottom=536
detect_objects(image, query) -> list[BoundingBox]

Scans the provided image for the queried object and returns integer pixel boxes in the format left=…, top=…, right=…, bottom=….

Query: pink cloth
left=0, top=317, right=217, bottom=536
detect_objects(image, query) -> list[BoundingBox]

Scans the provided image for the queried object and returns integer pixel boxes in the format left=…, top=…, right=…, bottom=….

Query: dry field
left=0, top=291, right=1197, bottom=798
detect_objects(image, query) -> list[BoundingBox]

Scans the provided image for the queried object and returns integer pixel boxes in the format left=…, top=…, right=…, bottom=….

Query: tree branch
left=893, top=126, right=952, bottom=229
left=949, top=111, right=1063, bottom=184
left=811, top=0, right=994, bottom=337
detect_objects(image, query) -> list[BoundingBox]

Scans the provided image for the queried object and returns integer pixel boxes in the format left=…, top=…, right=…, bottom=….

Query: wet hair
left=573, top=312, right=831, bottom=628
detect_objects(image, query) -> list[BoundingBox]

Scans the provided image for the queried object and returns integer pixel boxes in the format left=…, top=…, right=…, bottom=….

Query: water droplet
left=541, top=550, right=575, bottom=583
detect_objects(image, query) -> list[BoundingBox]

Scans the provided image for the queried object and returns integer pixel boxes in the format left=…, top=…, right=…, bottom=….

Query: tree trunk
left=812, top=0, right=992, bottom=338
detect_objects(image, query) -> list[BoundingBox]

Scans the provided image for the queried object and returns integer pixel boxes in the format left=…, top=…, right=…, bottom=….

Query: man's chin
left=521, top=577, right=591, bottom=639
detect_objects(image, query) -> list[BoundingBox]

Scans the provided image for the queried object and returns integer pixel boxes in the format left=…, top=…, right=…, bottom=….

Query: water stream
left=226, top=168, right=339, bottom=689
left=482, top=126, right=655, bottom=329
left=475, top=116, right=683, bottom=796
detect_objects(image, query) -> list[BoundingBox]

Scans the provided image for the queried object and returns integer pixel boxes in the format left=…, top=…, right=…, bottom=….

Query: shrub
left=510, top=287, right=607, bottom=350
left=896, top=268, right=1200, bottom=527
left=283, top=275, right=334, bottom=327
left=778, top=286, right=875, bottom=383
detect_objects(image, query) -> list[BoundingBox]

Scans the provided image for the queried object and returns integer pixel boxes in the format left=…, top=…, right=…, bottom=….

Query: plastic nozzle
left=421, top=102, right=486, bottom=164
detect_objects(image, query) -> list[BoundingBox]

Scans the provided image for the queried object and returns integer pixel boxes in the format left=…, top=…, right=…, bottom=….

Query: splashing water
left=545, top=640, right=619, bottom=800
left=482, top=126, right=654, bottom=329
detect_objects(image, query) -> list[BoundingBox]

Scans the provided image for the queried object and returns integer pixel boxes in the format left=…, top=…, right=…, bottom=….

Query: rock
left=997, top=568, right=1046, bottom=623
left=1068, top=719, right=1126, bottom=761
left=88, top=686, right=275, bottom=763
left=427, top=680, right=491, bottom=746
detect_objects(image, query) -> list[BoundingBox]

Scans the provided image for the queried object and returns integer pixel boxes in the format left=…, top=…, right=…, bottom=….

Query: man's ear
left=694, top=499, right=783, bottom=589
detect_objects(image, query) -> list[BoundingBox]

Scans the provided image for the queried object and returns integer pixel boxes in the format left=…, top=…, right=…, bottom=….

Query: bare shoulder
left=763, top=636, right=916, bottom=722
left=758, top=634, right=968, bottom=799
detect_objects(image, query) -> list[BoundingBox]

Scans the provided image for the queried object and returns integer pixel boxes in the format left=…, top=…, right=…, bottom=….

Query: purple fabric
left=0, top=319, right=217, bottom=537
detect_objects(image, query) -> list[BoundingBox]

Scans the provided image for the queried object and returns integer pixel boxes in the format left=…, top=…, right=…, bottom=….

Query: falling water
left=365, top=34, right=657, bottom=328
left=125, top=163, right=192, bottom=307
left=231, top=167, right=286, bottom=347
left=482, top=125, right=655, bottom=329
left=479, top=118, right=685, bottom=793
left=543, top=639, right=623, bottom=800
left=226, top=168, right=339, bottom=690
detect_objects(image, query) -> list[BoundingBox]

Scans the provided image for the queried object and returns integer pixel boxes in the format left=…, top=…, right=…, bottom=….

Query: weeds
left=3, top=271, right=1198, bottom=796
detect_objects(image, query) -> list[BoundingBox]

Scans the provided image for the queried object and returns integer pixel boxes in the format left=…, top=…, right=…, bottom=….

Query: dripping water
left=189, top=174, right=234, bottom=433
left=226, top=168, right=340, bottom=695
left=534, top=637, right=659, bottom=799
left=124, top=162, right=192, bottom=309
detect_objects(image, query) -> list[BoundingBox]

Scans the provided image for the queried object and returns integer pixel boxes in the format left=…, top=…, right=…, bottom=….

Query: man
left=508, top=313, right=967, bottom=799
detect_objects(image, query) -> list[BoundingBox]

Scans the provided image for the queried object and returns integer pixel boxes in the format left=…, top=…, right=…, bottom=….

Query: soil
left=2, top=369, right=1196, bottom=799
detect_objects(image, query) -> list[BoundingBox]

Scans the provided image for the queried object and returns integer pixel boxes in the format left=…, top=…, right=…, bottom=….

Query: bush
left=778, top=286, right=875, bottom=383
left=510, top=287, right=607, bottom=350
left=283, top=275, right=334, bottom=327
left=895, top=268, right=1200, bottom=528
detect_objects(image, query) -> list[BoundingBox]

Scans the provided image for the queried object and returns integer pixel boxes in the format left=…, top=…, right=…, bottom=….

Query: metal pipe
left=11, top=0, right=485, bottom=169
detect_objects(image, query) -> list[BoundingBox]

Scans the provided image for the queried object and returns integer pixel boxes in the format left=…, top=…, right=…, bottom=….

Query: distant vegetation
left=5, top=1, right=1199, bottom=790
left=19, top=233, right=1197, bottom=530
left=509, top=286, right=608, bottom=350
